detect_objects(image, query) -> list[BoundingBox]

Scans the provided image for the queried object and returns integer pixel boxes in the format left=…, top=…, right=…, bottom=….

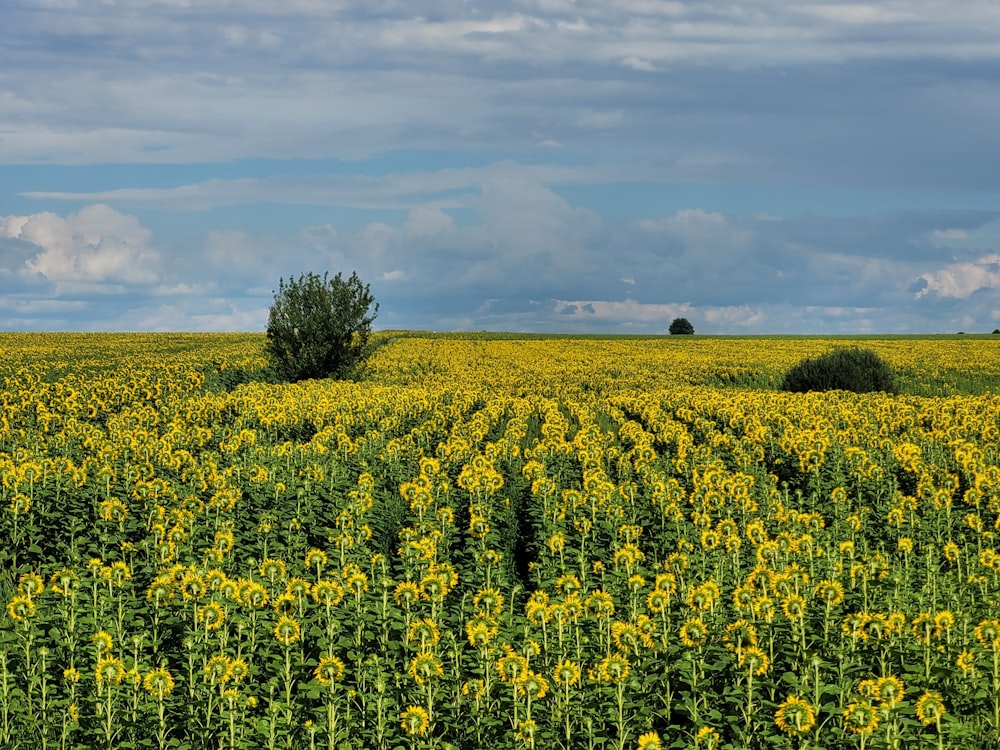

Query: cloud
left=915, top=253, right=1000, bottom=298
left=21, top=161, right=645, bottom=210
left=0, top=205, right=160, bottom=290
left=3, top=0, right=1000, bottom=202
left=4, top=182, right=1000, bottom=333
left=575, top=109, right=625, bottom=130
left=621, top=56, right=657, bottom=71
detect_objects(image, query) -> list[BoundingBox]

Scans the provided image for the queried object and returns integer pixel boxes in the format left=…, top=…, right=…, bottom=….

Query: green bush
left=265, top=271, right=379, bottom=382
left=780, top=347, right=897, bottom=394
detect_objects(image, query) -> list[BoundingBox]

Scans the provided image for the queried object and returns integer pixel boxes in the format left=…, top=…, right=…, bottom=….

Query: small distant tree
left=669, top=317, right=695, bottom=335
left=266, top=271, right=379, bottom=382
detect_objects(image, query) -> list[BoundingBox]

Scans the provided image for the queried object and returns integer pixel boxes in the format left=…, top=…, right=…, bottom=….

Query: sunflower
left=525, top=599, right=550, bottom=624
left=304, top=548, right=328, bottom=572
left=5, top=595, right=35, bottom=622
left=774, top=696, right=816, bottom=736
left=636, top=731, right=662, bottom=750
left=597, top=653, right=631, bottom=684
left=781, top=594, right=806, bottom=621
left=285, top=577, right=312, bottom=601
left=874, top=675, right=905, bottom=708
left=915, top=691, right=946, bottom=726
left=9, top=493, right=31, bottom=514
left=259, top=557, right=287, bottom=583
left=732, top=585, right=756, bottom=613
left=17, top=572, right=44, bottom=599
left=49, top=567, right=79, bottom=598
left=556, top=574, right=582, bottom=596
left=204, top=568, right=229, bottom=592
left=516, top=670, right=549, bottom=701
left=933, top=610, right=955, bottom=638
left=497, top=650, right=530, bottom=684
left=957, top=649, right=976, bottom=673
left=473, top=587, right=504, bottom=617
left=399, top=705, right=430, bottom=736
left=942, top=541, right=960, bottom=563
left=93, top=630, right=114, bottom=655
left=739, top=646, right=770, bottom=677
left=409, top=617, right=441, bottom=649
left=392, top=581, right=421, bottom=609
left=313, top=580, right=344, bottom=607
left=975, top=619, right=1000, bottom=650
left=409, top=652, right=444, bottom=685
left=315, top=655, right=346, bottom=685
left=547, top=532, right=566, bottom=554
left=239, top=580, right=269, bottom=609
left=420, top=573, right=446, bottom=601
left=814, top=580, right=844, bottom=607
left=106, top=561, right=131, bottom=587
left=694, top=726, right=721, bottom=748
left=723, top=619, right=758, bottom=654
left=345, top=571, right=369, bottom=596
left=274, top=615, right=301, bottom=646
left=680, top=617, right=707, bottom=649
left=515, top=718, right=537, bottom=746
left=466, top=617, right=499, bottom=648
left=143, top=667, right=175, bottom=698
left=612, top=621, right=642, bottom=654
left=842, top=701, right=879, bottom=734
left=197, top=601, right=226, bottom=631
left=751, top=596, right=775, bottom=623
left=179, top=570, right=206, bottom=600
left=553, top=659, right=581, bottom=688
left=462, top=678, right=486, bottom=700
left=646, top=589, right=670, bottom=614
left=95, top=657, right=127, bottom=687
left=227, top=657, right=249, bottom=683
left=205, top=654, right=232, bottom=684
left=627, top=574, right=646, bottom=592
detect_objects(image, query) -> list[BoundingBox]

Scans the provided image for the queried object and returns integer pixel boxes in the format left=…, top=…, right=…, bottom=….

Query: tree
left=669, top=317, right=695, bottom=335
left=266, top=271, right=379, bottom=382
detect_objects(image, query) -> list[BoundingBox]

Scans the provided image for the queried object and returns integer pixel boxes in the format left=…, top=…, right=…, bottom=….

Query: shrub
left=780, top=347, right=897, bottom=394
left=266, top=271, right=379, bottom=382
left=669, top=317, right=695, bottom=335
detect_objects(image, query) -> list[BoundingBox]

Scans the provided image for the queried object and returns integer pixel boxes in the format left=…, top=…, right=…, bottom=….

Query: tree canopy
left=669, top=317, right=695, bottom=335
left=265, top=271, right=379, bottom=382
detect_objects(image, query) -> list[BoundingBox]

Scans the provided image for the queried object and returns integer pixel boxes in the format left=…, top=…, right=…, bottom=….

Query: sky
left=2, top=1, right=1000, bottom=334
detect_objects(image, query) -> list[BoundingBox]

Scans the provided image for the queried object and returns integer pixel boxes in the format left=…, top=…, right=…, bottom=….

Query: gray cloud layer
left=2, top=0, right=1000, bottom=189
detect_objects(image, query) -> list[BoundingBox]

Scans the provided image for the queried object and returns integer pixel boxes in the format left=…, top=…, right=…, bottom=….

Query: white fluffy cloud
left=1, top=204, right=160, bottom=289
left=916, top=254, right=1000, bottom=299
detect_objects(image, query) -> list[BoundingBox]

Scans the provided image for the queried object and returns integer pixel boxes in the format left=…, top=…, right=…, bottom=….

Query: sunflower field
left=2, top=332, right=1000, bottom=750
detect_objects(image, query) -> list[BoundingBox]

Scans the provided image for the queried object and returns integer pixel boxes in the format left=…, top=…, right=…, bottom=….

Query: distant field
left=2, top=332, right=999, bottom=749
left=3, top=330, right=999, bottom=394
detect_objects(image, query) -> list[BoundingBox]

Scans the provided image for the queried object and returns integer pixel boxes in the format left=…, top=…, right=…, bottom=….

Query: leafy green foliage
left=266, top=271, right=378, bottom=382
left=669, top=317, right=695, bottom=335
left=781, top=347, right=897, bottom=394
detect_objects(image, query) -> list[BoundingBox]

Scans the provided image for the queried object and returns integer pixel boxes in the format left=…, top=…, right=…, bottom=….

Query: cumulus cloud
left=915, top=254, right=1000, bottom=299
left=0, top=205, right=160, bottom=290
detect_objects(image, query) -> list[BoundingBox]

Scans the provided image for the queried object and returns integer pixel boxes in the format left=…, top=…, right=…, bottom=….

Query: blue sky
left=2, top=0, right=1000, bottom=333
